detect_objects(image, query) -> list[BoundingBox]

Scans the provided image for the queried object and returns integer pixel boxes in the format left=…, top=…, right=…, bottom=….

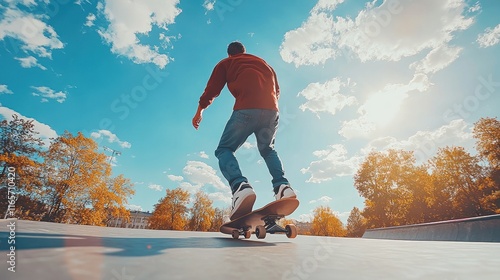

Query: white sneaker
left=274, top=184, right=297, bottom=200
left=230, top=182, right=256, bottom=220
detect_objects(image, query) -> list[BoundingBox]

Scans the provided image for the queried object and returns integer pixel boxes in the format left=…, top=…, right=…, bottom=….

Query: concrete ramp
left=363, top=214, right=500, bottom=242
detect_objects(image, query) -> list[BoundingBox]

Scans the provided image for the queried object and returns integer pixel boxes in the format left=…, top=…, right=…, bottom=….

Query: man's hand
left=192, top=106, right=204, bottom=130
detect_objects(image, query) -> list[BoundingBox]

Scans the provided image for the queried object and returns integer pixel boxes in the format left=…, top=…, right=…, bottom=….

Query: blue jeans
left=215, top=109, right=289, bottom=194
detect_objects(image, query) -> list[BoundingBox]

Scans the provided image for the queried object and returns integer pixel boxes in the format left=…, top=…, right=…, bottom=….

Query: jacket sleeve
left=271, top=66, right=280, bottom=100
left=199, top=61, right=227, bottom=109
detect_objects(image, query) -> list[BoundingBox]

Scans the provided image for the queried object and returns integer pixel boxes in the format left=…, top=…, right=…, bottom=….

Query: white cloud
left=85, top=13, right=96, bottom=27
left=301, top=144, right=362, bottom=183
left=302, top=119, right=472, bottom=186
left=15, top=56, right=47, bottom=70
left=203, top=0, right=215, bottom=12
left=280, top=11, right=337, bottom=67
left=468, top=1, right=481, bottom=13
left=242, top=141, right=256, bottom=149
left=148, top=184, right=163, bottom=192
left=298, top=213, right=314, bottom=222
left=0, top=85, right=13, bottom=94
left=409, top=73, right=432, bottom=92
left=312, top=0, right=345, bottom=12
left=296, top=208, right=349, bottom=224
left=158, top=33, right=178, bottom=46
left=97, top=0, right=181, bottom=69
left=90, top=129, right=132, bottom=149
left=337, top=211, right=350, bottom=224
left=126, top=204, right=143, bottom=211
left=208, top=192, right=231, bottom=205
left=410, top=45, right=462, bottom=74
left=183, top=161, right=228, bottom=191
left=0, top=2, right=63, bottom=58
left=407, top=119, right=473, bottom=162
left=199, top=151, right=209, bottom=159
left=477, top=23, right=500, bottom=48
left=280, top=0, right=473, bottom=66
left=4, top=0, right=37, bottom=7
left=167, top=174, right=184, bottom=181
left=361, top=119, right=473, bottom=163
left=338, top=117, right=376, bottom=140
left=0, top=106, right=58, bottom=147
left=309, top=196, right=333, bottom=204
left=171, top=161, right=231, bottom=204
left=31, top=86, right=67, bottom=103
left=339, top=75, right=430, bottom=139
left=298, top=77, right=357, bottom=116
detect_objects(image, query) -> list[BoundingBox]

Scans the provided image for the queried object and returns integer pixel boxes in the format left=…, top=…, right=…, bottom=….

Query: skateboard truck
left=263, top=215, right=287, bottom=234
left=253, top=215, right=297, bottom=239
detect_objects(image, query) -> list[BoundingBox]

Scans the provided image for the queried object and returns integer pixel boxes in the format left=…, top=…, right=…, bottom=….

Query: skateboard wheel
left=255, top=225, right=266, bottom=239
left=243, top=230, right=251, bottom=239
left=285, top=224, right=297, bottom=238
left=232, top=230, right=240, bottom=239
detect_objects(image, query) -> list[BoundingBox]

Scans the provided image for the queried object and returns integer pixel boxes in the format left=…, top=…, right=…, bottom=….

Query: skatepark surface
left=1, top=219, right=499, bottom=280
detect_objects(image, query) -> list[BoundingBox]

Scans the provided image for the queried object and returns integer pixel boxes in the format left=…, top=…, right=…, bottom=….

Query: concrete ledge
left=363, top=214, right=500, bottom=242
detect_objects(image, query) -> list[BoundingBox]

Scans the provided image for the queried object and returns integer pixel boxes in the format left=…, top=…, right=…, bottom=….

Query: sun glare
left=361, top=87, right=409, bottom=128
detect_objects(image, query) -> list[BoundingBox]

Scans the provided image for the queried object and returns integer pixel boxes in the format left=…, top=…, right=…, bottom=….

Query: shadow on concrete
left=0, top=232, right=276, bottom=257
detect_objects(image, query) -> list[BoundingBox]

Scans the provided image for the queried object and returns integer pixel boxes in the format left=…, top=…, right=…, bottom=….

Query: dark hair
left=227, top=42, right=245, bottom=55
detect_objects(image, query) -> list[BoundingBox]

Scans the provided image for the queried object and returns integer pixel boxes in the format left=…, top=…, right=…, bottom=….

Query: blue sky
left=1, top=0, right=499, bottom=224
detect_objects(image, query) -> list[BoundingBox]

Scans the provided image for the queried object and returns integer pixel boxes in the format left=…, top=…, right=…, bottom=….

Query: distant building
left=108, top=210, right=152, bottom=229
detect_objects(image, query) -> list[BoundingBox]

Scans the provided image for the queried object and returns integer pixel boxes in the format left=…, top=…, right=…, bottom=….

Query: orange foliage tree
left=209, top=207, right=229, bottom=232
left=40, top=132, right=134, bottom=225
left=1, top=115, right=135, bottom=225
left=473, top=117, right=500, bottom=212
left=355, top=129, right=499, bottom=228
left=310, top=206, right=346, bottom=237
left=0, top=115, right=44, bottom=193
left=189, top=191, right=215, bottom=231
left=429, top=146, right=494, bottom=219
left=354, top=149, right=424, bottom=228
left=346, top=207, right=366, bottom=237
left=149, top=188, right=190, bottom=230
left=80, top=174, right=134, bottom=226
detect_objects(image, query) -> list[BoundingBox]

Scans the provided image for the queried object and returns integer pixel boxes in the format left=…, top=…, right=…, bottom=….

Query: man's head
left=227, top=41, right=245, bottom=56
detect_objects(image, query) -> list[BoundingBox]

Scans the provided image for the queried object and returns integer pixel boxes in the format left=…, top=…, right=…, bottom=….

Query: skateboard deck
left=220, top=198, right=299, bottom=239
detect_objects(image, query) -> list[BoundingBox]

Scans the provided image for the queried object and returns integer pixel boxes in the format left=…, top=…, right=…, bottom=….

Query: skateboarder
left=192, top=41, right=296, bottom=220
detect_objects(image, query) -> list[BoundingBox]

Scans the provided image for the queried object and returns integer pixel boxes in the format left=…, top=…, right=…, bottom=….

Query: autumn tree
left=310, top=206, right=346, bottom=237
left=346, top=207, right=366, bottom=237
left=209, top=207, right=227, bottom=232
left=188, top=191, right=215, bottom=231
left=149, top=188, right=190, bottom=230
left=473, top=117, right=500, bottom=212
left=404, top=165, right=434, bottom=224
left=39, top=132, right=110, bottom=222
left=0, top=120, right=134, bottom=223
left=79, top=175, right=134, bottom=226
left=354, top=149, right=420, bottom=228
left=0, top=114, right=44, bottom=193
left=102, top=175, right=135, bottom=225
left=352, top=119, right=500, bottom=227
left=429, top=146, right=495, bottom=219
left=473, top=117, right=500, bottom=169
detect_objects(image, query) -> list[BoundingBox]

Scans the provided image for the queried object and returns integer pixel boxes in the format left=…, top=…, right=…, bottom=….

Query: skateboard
left=220, top=198, right=299, bottom=240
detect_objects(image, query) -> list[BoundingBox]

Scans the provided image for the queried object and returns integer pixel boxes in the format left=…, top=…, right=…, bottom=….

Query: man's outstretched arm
left=193, top=62, right=227, bottom=130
